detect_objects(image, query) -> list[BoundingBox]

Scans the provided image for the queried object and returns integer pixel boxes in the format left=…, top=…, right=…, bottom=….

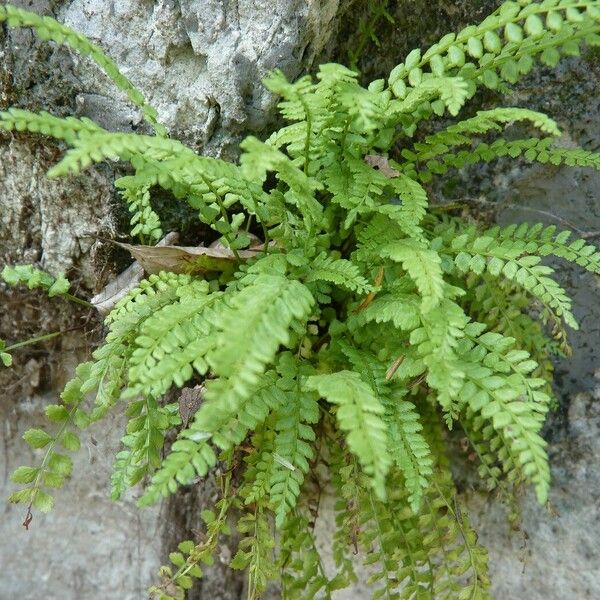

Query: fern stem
left=303, top=108, right=313, bottom=175
left=247, top=504, right=261, bottom=600
left=457, top=419, right=509, bottom=497
left=356, top=265, right=384, bottom=311
left=4, top=329, right=69, bottom=352
left=366, top=491, right=396, bottom=600
left=171, top=470, right=232, bottom=583
left=64, top=292, right=93, bottom=308
left=25, top=394, right=84, bottom=523
left=393, top=503, right=430, bottom=596
left=260, top=221, right=271, bottom=256
left=213, top=192, right=242, bottom=261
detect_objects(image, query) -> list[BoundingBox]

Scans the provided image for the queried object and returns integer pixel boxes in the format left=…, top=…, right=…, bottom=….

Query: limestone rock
left=58, top=0, right=340, bottom=155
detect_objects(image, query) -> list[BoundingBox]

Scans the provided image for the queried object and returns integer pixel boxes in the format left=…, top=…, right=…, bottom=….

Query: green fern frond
left=379, top=238, right=445, bottom=313
left=263, top=70, right=329, bottom=175
left=0, top=108, right=103, bottom=141
left=450, top=233, right=579, bottom=329
left=206, top=274, right=314, bottom=413
left=241, top=426, right=278, bottom=506
left=388, top=0, right=600, bottom=127
left=209, top=371, right=287, bottom=451
left=46, top=131, right=191, bottom=177
left=351, top=284, right=421, bottom=332
left=119, top=182, right=163, bottom=244
left=456, top=325, right=551, bottom=504
left=241, top=137, right=324, bottom=230
left=8, top=361, right=92, bottom=512
left=367, top=172, right=431, bottom=241
left=305, top=252, right=372, bottom=294
left=412, top=299, right=470, bottom=418
left=231, top=506, right=278, bottom=599
left=390, top=74, right=471, bottom=119
left=400, top=107, right=561, bottom=180
left=1, top=263, right=71, bottom=298
left=487, top=222, right=600, bottom=274
left=384, top=394, right=433, bottom=513
left=269, top=384, right=319, bottom=527
left=305, top=370, right=391, bottom=498
left=410, top=135, right=600, bottom=182
left=323, top=155, right=390, bottom=228
left=138, top=435, right=218, bottom=505
left=340, top=343, right=434, bottom=513
left=126, top=284, right=218, bottom=398
left=111, top=396, right=179, bottom=500
left=280, top=511, right=332, bottom=599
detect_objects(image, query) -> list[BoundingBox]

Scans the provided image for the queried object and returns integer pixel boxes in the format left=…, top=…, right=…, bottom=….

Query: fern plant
left=3, top=1, right=600, bottom=598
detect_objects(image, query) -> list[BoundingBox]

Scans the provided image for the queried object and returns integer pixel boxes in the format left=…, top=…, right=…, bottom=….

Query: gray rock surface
left=469, top=384, right=600, bottom=600
left=58, top=0, right=340, bottom=156
left=0, top=136, right=114, bottom=281
left=1, top=390, right=164, bottom=600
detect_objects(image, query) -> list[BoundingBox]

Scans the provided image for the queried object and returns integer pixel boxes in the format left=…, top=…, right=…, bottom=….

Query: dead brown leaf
left=91, top=232, right=179, bottom=315
left=364, top=154, right=400, bottom=178
left=91, top=232, right=269, bottom=315
left=112, top=240, right=263, bottom=275
left=179, top=385, right=204, bottom=427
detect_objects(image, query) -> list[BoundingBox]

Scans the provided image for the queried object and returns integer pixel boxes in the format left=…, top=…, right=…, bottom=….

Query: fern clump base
left=3, top=1, right=600, bottom=598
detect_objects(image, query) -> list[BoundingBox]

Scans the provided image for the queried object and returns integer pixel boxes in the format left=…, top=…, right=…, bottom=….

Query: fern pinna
left=3, top=1, right=600, bottom=598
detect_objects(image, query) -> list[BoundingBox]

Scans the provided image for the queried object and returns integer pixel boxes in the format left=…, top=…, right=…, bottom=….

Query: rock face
left=1, top=399, right=165, bottom=600
left=0, top=136, right=114, bottom=280
left=59, top=0, right=340, bottom=156
left=1, top=1, right=600, bottom=599
left=470, top=384, right=600, bottom=600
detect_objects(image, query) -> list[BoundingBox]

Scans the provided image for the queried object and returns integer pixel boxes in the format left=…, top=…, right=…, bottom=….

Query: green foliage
left=306, top=371, right=391, bottom=499
left=4, top=1, right=600, bottom=598
left=0, top=339, right=13, bottom=367
left=150, top=474, right=235, bottom=599
left=120, top=182, right=163, bottom=244
left=2, top=264, right=70, bottom=297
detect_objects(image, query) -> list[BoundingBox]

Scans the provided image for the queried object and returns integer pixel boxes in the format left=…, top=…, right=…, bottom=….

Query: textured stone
left=0, top=392, right=164, bottom=600
left=57, top=0, right=340, bottom=155
left=0, top=136, right=114, bottom=282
